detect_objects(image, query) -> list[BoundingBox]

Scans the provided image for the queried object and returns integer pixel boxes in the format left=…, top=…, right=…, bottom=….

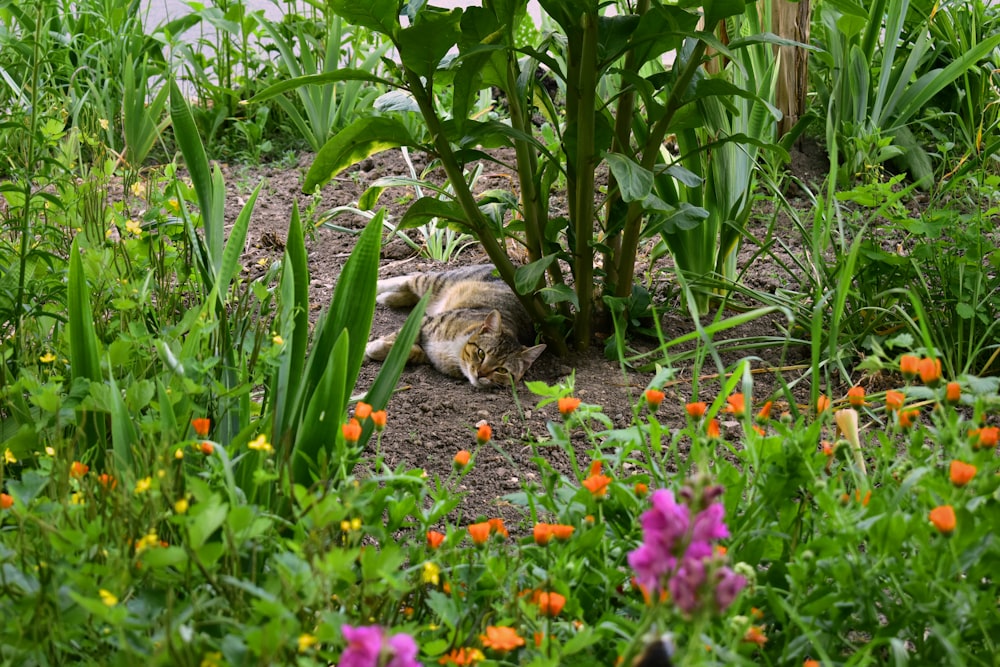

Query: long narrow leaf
left=293, top=331, right=350, bottom=486
left=68, top=236, right=105, bottom=461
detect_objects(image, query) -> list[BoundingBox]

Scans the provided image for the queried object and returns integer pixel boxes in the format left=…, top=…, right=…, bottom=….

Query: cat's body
left=365, top=265, right=546, bottom=388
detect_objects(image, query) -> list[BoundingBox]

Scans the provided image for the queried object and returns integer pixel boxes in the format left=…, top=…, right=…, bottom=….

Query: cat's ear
left=519, top=344, right=546, bottom=367
left=481, top=309, right=503, bottom=333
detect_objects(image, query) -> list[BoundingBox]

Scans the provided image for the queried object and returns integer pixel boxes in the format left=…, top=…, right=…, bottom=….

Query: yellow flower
left=174, top=498, right=189, bottom=514
left=422, top=561, right=441, bottom=586
left=340, top=520, right=352, bottom=532
left=272, top=334, right=283, bottom=345
left=125, top=219, right=142, bottom=236
left=3, top=448, right=16, bottom=464
left=350, top=517, right=361, bottom=531
left=45, top=446, right=56, bottom=457
left=70, top=492, right=84, bottom=505
left=135, top=477, right=152, bottom=494
left=98, top=118, right=109, bottom=130
left=39, top=352, right=57, bottom=364
left=130, top=181, right=143, bottom=197
left=174, top=448, right=184, bottom=460
left=166, top=198, right=180, bottom=213
left=248, top=434, right=273, bottom=454
left=200, top=652, right=223, bottom=667
left=135, top=530, right=159, bottom=554
left=99, top=589, right=118, bottom=606
left=297, top=633, right=318, bottom=653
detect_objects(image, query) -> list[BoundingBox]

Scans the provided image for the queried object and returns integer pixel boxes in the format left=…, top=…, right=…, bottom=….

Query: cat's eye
left=476, top=348, right=486, bottom=361
left=496, top=367, right=509, bottom=376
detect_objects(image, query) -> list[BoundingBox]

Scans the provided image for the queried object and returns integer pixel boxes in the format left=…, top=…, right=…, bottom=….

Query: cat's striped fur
left=365, top=265, right=546, bottom=388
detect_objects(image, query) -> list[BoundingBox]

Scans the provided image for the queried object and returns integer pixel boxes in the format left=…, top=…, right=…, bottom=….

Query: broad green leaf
left=304, top=117, right=418, bottom=191
left=218, top=182, right=261, bottom=292
left=328, top=0, right=400, bottom=36
left=398, top=10, right=462, bottom=80
left=514, top=255, right=557, bottom=295
left=702, top=0, right=746, bottom=29
left=188, top=499, right=229, bottom=550
left=605, top=153, right=653, bottom=203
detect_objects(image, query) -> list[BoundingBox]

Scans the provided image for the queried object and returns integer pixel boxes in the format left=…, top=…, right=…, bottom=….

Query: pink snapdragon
left=338, top=625, right=420, bottom=667
left=628, top=485, right=746, bottom=615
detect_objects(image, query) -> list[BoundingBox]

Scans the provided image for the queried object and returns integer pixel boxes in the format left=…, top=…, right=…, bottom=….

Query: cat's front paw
left=365, top=339, right=390, bottom=361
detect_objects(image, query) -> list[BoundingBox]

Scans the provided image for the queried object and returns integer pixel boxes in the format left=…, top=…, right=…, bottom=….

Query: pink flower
left=627, top=490, right=690, bottom=592
left=713, top=566, right=746, bottom=612
left=338, top=625, right=420, bottom=667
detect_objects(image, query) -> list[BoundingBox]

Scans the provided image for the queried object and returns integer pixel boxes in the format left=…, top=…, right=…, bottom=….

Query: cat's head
left=460, top=310, right=546, bottom=388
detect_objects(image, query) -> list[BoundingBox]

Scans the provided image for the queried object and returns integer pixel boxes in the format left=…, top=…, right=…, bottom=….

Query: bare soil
left=225, top=140, right=831, bottom=527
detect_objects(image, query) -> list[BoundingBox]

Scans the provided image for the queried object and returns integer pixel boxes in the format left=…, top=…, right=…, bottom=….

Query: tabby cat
left=365, top=265, right=546, bottom=388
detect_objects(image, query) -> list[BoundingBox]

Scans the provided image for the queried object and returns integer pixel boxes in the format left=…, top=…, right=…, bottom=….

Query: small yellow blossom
left=166, top=198, right=180, bottom=213
left=130, top=181, right=143, bottom=197
left=45, top=446, right=56, bottom=457
left=248, top=434, right=273, bottom=454
left=351, top=517, right=362, bottom=531
left=39, top=352, right=57, bottom=364
left=200, top=652, right=223, bottom=667
left=71, top=492, right=84, bottom=505
left=99, top=589, right=118, bottom=606
left=156, top=469, right=166, bottom=479
left=174, top=448, right=184, bottom=460
left=297, top=633, right=318, bottom=653
left=98, top=118, right=109, bottom=130
left=134, top=530, right=159, bottom=554
left=421, top=561, right=441, bottom=586
left=256, top=258, right=269, bottom=267
left=125, top=219, right=142, bottom=236
left=174, top=498, right=189, bottom=514
left=272, top=335, right=283, bottom=345
left=340, top=520, right=352, bottom=532
left=3, top=448, right=16, bottom=464
left=135, top=477, right=152, bottom=494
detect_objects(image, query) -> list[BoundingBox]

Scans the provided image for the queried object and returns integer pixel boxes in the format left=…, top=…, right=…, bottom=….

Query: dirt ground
left=227, top=140, right=832, bottom=525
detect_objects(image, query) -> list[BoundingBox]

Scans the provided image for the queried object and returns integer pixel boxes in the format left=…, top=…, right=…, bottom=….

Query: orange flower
left=949, top=460, right=977, bottom=487
left=536, top=591, right=566, bottom=617
left=854, top=489, right=872, bottom=506
left=582, top=473, right=612, bottom=498
left=972, top=426, right=998, bottom=449
left=755, top=401, right=773, bottom=423
left=917, top=357, right=941, bottom=386
left=634, top=482, right=649, bottom=498
left=685, top=401, right=707, bottom=419
left=929, top=504, right=956, bottom=534
left=885, top=390, right=905, bottom=412
left=476, top=423, right=491, bottom=444
left=706, top=418, right=721, bottom=440
left=480, top=626, right=525, bottom=652
left=341, top=418, right=362, bottom=443
left=0, top=493, right=12, bottom=510
left=354, top=401, right=372, bottom=420
left=645, top=389, right=665, bottom=409
left=551, top=524, right=575, bottom=541
left=847, top=386, right=865, bottom=408
left=804, top=661, right=821, bottom=667
left=724, top=393, right=746, bottom=418
left=487, top=518, right=509, bottom=539
left=468, top=522, right=491, bottom=545
left=70, top=461, right=89, bottom=478
left=821, top=441, right=835, bottom=457
left=533, top=522, right=553, bottom=546
left=945, top=381, right=961, bottom=405
left=899, top=354, right=920, bottom=380
left=815, top=394, right=831, bottom=414
left=97, top=473, right=117, bottom=490
left=200, top=441, right=214, bottom=455
left=588, top=460, right=602, bottom=476
left=898, top=409, right=919, bottom=429
left=191, top=418, right=211, bottom=437
left=558, top=397, right=581, bottom=416
left=454, top=450, right=471, bottom=468
left=742, top=625, right=767, bottom=647
left=438, top=648, right=484, bottom=665
left=371, top=410, right=387, bottom=431
left=427, top=530, right=446, bottom=549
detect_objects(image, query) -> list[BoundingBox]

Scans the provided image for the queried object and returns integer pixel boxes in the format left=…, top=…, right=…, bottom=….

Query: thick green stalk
left=570, top=11, right=599, bottom=350
left=505, top=60, right=545, bottom=267
left=402, top=68, right=568, bottom=355
left=614, top=39, right=709, bottom=299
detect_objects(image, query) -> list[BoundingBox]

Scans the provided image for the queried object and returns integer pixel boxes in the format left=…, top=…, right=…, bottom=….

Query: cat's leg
left=365, top=331, right=430, bottom=364
left=375, top=275, right=421, bottom=307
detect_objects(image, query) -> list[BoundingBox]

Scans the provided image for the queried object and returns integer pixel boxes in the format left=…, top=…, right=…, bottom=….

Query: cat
left=365, top=265, right=546, bottom=388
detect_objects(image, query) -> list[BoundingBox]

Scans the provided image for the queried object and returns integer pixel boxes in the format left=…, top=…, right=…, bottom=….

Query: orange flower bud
left=742, top=626, right=767, bottom=647
left=551, top=524, right=575, bottom=541
left=644, top=389, right=665, bottom=409
left=885, top=390, right=905, bottom=412
left=0, top=493, right=12, bottom=510
left=847, top=386, right=865, bottom=408
left=949, top=460, right=977, bottom=487
left=426, top=530, right=446, bottom=549
left=685, top=401, right=707, bottom=419
left=804, top=660, right=821, bottom=667
left=341, top=418, right=362, bottom=443
left=487, top=518, right=509, bottom=539
left=588, top=460, right=602, bottom=476
left=354, top=401, right=372, bottom=420
left=536, top=591, right=566, bottom=617
left=724, top=393, right=746, bottom=418
left=582, top=473, right=611, bottom=498
left=371, top=410, right=387, bottom=431
left=929, top=504, right=956, bottom=534
left=756, top=401, right=773, bottom=423
left=854, top=489, right=871, bottom=506
left=945, top=382, right=961, bottom=405
left=453, top=450, right=471, bottom=468
left=899, top=354, right=919, bottom=380
left=476, top=423, right=492, bottom=444
left=972, top=426, right=998, bottom=449
left=468, top=522, right=491, bottom=545
left=98, top=473, right=118, bottom=490
left=816, top=394, right=831, bottom=414
left=533, top=522, right=553, bottom=546
left=706, top=418, right=721, bottom=440
left=558, top=396, right=581, bottom=416
left=70, top=461, right=89, bottom=478
left=917, top=357, right=941, bottom=386
left=898, top=409, right=919, bottom=429
left=634, top=482, right=649, bottom=498
left=821, top=441, right=835, bottom=457
left=200, top=442, right=214, bottom=455
left=191, top=418, right=211, bottom=438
